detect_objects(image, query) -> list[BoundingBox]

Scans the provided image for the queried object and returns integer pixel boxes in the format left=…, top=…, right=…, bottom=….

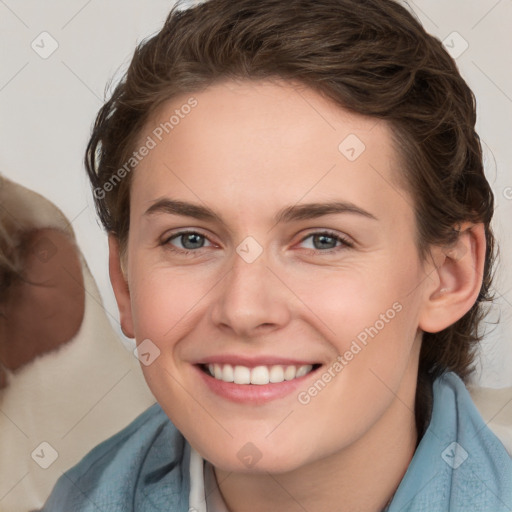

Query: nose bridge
left=230, top=243, right=272, bottom=295
left=211, top=240, right=290, bottom=335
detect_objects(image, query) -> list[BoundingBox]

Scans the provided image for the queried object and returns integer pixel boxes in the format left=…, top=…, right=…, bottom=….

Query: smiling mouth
left=200, top=363, right=321, bottom=385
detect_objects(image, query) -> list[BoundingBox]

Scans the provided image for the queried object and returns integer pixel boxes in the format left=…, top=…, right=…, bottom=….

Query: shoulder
left=437, top=373, right=512, bottom=507
left=435, top=371, right=511, bottom=456
left=388, top=372, right=512, bottom=512
left=41, top=403, right=191, bottom=512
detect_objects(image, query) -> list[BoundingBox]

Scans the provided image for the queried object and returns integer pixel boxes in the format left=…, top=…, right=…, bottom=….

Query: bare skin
left=109, top=79, right=485, bottom=512
left=0, top=228, right=85, bottom=387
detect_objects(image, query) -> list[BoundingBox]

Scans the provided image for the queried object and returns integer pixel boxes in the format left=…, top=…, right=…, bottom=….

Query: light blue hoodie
left=41, top=372, right=512, bottom=511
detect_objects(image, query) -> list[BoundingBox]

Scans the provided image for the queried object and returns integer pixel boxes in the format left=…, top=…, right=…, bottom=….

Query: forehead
left=130, top=79, right=411, bottom=226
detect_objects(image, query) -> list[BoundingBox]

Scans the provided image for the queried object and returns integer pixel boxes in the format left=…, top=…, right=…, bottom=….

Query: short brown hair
left=85, top=0, right=496, bottom=419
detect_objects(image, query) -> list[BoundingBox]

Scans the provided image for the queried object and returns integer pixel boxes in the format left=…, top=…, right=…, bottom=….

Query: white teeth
left=221, top=364, right=234, bottom=382
left=296, top=365, right=310, bottom=378
left=233, top=365, right=251, bottom=384
left=250, top=366, right=269, bottom=385
left=284, top=365, right=297, bottom=380
left=269, top=365, right=284, bottom=383
left=206, top=363, right=313, bottom=384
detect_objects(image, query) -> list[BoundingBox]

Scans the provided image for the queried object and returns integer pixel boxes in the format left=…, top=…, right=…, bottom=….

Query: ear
left=108, top=235, right=134, bottom=338
left=418, top=222, right=486, bottom=333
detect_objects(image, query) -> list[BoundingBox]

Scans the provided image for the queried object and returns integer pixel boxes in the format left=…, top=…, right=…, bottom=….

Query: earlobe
left=418, top=222, right=486, bottom=334
left=108, top=235, right=135, bottom=338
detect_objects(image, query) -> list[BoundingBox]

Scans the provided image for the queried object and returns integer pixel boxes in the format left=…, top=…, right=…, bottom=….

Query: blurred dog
left=0, top=175, right=155, bottom=512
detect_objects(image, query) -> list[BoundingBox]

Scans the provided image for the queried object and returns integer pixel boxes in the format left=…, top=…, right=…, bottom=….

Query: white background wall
left=1, top=0, right=511, bottom=387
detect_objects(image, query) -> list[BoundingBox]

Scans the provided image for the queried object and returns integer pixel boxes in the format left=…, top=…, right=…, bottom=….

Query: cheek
left=294, top=262, right=415, bottom=339
left=299, top=259, right=424, bottom=396
left=129, top=265, right=207, bottom=341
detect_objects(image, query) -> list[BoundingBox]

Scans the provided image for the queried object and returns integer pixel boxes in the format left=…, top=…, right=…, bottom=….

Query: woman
left=42, top=0, right=512, bottom=510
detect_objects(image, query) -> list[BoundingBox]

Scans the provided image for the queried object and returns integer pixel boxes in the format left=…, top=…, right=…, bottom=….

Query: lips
left=193, top=355, right=322, bottom=403
left=204, top=363, right=315, bottom=385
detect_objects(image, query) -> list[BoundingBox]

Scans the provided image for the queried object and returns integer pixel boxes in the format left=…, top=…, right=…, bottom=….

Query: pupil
left=315, top=234, right=335, bottom=250
left=183, top=233, right=203, bottom=249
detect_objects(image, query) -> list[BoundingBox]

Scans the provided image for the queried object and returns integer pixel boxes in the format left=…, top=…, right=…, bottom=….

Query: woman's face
left=116, top=79, right=438, bottom=473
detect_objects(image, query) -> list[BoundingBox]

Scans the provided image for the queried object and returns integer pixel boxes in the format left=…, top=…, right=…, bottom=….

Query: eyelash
left=160, top=229, right=353, bottom=256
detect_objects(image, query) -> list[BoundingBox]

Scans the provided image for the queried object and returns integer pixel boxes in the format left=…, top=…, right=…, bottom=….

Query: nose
left=210, top=247, right=291, bottom=339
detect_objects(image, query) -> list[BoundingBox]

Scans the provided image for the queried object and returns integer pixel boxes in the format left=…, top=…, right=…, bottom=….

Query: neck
left=215, top=371, right=419, bottom=512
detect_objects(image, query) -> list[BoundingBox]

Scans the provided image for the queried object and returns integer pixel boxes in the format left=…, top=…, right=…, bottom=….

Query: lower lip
left=194, top=365, right=319, bottom=404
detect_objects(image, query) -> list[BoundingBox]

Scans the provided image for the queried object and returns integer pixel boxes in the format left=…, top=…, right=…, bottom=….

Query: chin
left=196, top=437, right=314, bottom=475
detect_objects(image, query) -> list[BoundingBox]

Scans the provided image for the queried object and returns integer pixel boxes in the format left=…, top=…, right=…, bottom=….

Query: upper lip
left=195, top=355, right=320, bottom=368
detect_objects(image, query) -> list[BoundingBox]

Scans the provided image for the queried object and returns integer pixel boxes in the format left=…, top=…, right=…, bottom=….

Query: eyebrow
left=144, top=198, right=378, bottom=224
